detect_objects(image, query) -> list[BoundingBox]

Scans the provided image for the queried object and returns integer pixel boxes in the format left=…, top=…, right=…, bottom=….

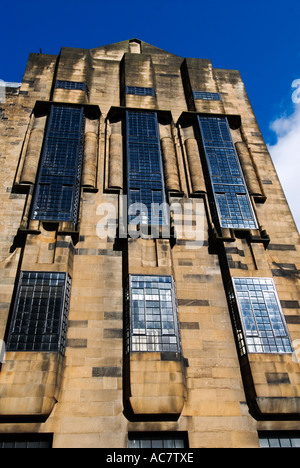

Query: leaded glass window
left=55, top=80, right=88, bottom=93
left=31, top=105, right=85, bottom=223
left=7, top=271, right=71, bottom=353
left=128, top=275, right=180, bottom=353
left=126, top=111, right=166, bottom=226
left=125, top=86, right=155, bottom=96
left=197, top=116, right=257, bottom=229
left=193, top=91, right=221, bottom=101
left=232, top=278, right=292, bottom=354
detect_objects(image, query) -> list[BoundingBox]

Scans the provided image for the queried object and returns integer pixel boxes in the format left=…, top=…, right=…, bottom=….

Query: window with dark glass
left=193, top=91, right=221, bottom=101
left=259, top=432, right=300, bottom=448
left=0, top=434, right=53, bottom=448
left=125, top=86, right=155, bottom=96
left=231, top=277, right=293, bottom=354
left=126, top=111, right=166, bottom=226
left=128, top=432, right=188, bottom=449
left=127, top=275, right=180, bottom=353
left=31, top=105, right=85, bottom=223
left=197, top=116, right=257, bottom=229
left=55, top=80, right=88, bottom=93
left=7, top=271, right=71, bottom=353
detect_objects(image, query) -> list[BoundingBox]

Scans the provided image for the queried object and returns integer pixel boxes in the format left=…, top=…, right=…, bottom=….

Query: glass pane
left=175, top=438, right=185, bottom=448
left=259, top=438, right=270, bottom=448
left=140, top=439, right=152, bottom=448
left=164, top=439, right=175, bottom=448
left=291, top=438, right=300, bottom=448
left=2, top=442, right=15, bottom=448
left=128, top=439, right=140, bottom=448
left=280, top=438, right=292, bottom=448
left=269, top=438, right=280, bottom=448
left=152, top=440, right=164, bottom=448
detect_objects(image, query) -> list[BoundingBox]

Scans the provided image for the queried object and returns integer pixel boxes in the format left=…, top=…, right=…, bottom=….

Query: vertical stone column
left=161, top=136, right=180, bottom=192
left=235, top=141, right=265, bottom=199
left=82, top=118, right=98, bottom=189
left=184, top=138, right=206, bottom=194
left=20, top=114, right=47, bottom=184
left=108, top=133, right=123, bottom=190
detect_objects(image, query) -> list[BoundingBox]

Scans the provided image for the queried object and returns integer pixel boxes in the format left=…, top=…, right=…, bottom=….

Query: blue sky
left=1, top=0, right=300, bottom=228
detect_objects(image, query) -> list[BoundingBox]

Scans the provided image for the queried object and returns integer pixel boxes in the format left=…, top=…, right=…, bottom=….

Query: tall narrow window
left=126, top=111, right=166, bottom=226
left=7, top=271, right=71, bottom=353
left=197, top=116, right=257, bottom=229
left=31, top=105, right=85, bottom=223
left=231, top=277, right=293, bottom=354
left=127, top=275, right=181, bottom=353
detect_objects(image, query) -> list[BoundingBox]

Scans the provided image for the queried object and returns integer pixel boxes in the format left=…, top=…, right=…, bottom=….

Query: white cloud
left=268, top=103, right=300, bottom=233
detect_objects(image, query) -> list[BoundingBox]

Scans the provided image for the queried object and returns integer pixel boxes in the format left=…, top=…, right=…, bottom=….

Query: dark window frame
left=31, top=104, right=85, bottom=224
left=259, top=431, right=300, bottom=448
left=125, top=86, right=155, bottom=97
left=231, top=277, right=293, bottom=355
left=0, top=433, right=53, bottom=448
left=125, top=110, right=167, bottom=227
left=55, top=80, right=89, bottom=96
left=127, top=275, right=181, bottom=354
left=193, top=91, right=221, bottom=101
left=197, top=116, right=257, bottom=230
left=6, top=271, right=71, bottom=354
left=128, top=431, right=189, bottom=449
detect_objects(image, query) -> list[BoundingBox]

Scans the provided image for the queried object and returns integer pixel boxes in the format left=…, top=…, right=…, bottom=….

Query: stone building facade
left=0, top=39, right=299, bottom=448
